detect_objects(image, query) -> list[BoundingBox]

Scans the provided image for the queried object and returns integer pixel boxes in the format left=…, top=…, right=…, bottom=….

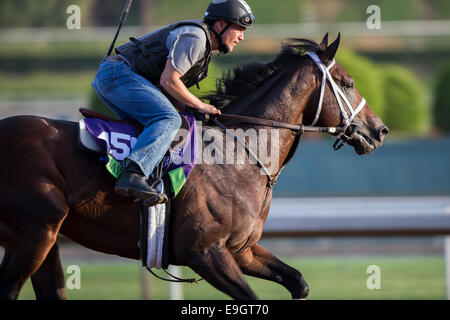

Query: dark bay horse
left=0, top=35, right=388, bottom=300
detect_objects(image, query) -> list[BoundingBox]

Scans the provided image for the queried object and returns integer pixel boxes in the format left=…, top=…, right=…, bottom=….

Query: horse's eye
left=343, top=79, right=354, bottom=89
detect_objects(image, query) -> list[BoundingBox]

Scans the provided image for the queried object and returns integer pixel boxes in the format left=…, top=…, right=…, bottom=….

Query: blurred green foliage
left=336, top=48, right=386, bottom=120
left=382, top=64, right=429, bottom=135
left=433, top=62, right=450, bottom=132
left=336, top=49, right=429, bottom=135
left=188, top=62, right=224, bottom=99
left=89, top=88, right=120, bottom=120
left=2, top=0, right=450, bottom=28
left=0, top=0, right=76, bottom=28
left=0, top=71, right=93, bottom=94
left=336, top=0, right=418, bottom=21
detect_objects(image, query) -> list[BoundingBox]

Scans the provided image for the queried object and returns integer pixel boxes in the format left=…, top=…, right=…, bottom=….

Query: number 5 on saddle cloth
left=78, top=108, right=199, bottom=199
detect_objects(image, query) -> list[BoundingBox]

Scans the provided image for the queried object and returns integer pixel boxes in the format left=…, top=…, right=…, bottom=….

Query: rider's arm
left=160, top=59, right=220, bottom=113
left=160, top=59, right=220, bottom=115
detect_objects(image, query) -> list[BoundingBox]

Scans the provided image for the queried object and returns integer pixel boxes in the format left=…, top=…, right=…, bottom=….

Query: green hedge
left=336, top=48, right=386, bottom=120
left=381, top=64, right=429, bottom=135
left=4, top=0, right=450, bottom=28
left=433, top=62, right=450, bottom=132
left=337, top=49, right=430, bottom=135
left=89, top=88, right=119, bottom=119
left=188, top=62, right=223, bottom=99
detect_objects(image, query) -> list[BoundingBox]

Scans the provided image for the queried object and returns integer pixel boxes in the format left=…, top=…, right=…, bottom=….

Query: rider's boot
left=115, top=161, right=168, bottom=206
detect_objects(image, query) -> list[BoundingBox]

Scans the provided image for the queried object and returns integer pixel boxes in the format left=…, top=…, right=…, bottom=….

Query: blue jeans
left=92, top=58, right=182, bottom=179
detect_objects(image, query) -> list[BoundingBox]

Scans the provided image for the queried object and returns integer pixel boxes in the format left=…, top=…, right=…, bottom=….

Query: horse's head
left=300, top=34, right=389, bottom=155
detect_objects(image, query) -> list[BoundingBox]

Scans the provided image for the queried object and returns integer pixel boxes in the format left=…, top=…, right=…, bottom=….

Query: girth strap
left=210, top=118, right=279, bottom=219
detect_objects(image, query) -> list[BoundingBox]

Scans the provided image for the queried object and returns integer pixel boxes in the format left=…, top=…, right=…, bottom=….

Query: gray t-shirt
left=166, top=25, right=208, bottom=76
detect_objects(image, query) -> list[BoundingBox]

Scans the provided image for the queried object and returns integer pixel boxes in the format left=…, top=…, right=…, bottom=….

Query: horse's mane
left=205, top=38, right=324, bottom=111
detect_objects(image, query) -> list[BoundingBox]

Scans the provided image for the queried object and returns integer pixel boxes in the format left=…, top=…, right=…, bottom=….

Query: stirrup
left=143, top=193, right=168, bottom=207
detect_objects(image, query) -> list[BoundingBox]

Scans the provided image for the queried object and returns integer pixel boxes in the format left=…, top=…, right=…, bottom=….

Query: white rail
left=263, top=196, right=450, bottom=237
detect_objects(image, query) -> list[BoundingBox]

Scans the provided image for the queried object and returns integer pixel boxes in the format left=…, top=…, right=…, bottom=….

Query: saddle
left=77, top=107, right=198, bottom=198
left=78, top=108, right=190, bottom=154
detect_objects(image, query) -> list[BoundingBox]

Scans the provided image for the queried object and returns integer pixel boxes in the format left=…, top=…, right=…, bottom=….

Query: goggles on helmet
left=239, top=12, right=255, bottom=27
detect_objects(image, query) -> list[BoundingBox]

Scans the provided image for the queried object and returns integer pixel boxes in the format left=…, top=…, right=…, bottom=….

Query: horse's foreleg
left=234, top=243, right=309, bottom=299
left=187, top=244, right=258, bottom=300
left=31, top=242, right=66, bottom=300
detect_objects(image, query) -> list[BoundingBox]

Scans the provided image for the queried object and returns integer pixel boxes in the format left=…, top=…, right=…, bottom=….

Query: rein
left=201, top=113, right=338, bottom=134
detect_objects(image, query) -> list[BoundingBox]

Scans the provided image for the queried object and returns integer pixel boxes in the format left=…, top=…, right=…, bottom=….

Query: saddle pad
left=79, top=112, right=199, bottom=198
left=78, top=119, right=103, bottom=154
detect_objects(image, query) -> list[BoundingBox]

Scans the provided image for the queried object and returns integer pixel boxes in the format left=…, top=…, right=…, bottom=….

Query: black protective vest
left=115, top=20, right=212, bottom=89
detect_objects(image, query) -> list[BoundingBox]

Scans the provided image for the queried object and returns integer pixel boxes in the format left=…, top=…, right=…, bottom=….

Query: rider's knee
left=169, top=111, right=182, bottom=129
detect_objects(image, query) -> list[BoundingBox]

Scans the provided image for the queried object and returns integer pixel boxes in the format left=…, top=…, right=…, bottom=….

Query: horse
left=0, top=34, right=388, bottom=300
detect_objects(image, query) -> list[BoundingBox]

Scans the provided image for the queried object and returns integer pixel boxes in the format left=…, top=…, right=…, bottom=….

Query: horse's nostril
left=380, top=126, right=389, bottom=137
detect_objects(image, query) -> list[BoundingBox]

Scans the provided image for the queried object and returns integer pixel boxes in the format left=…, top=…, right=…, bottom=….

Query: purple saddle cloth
left=82, top=112, right=198, bottom=198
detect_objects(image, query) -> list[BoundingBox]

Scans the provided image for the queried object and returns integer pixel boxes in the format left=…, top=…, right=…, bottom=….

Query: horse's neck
left=227, top=70, right=291, bottom=119
left=230, top=67, right=310, bottom=124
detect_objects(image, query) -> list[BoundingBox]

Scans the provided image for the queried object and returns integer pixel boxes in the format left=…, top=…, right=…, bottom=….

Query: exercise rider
left=92, top=0, right=255, bottom=206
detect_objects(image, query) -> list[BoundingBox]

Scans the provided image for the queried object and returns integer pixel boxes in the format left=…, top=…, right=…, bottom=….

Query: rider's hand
left=197, top=102, right=221, bottom=115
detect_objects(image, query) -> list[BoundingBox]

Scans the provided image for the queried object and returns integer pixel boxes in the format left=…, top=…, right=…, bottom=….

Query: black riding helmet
left=205, top=0, right=255, bottom=28
left=204, top=0, right=255, bottom=54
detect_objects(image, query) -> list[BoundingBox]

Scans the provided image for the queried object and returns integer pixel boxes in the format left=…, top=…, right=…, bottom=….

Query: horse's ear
left=324, top=33, right=340, bottom=61
left=319, top=33, right=328, bottom=51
